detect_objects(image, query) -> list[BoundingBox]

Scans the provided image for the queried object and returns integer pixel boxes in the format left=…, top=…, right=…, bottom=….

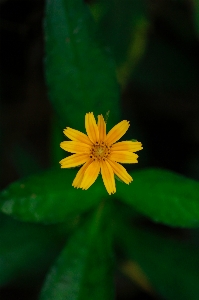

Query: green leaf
left=45, top=0, right=120, bottom=130
left=93, top=0, right=148, bottom=88
left=193, top=0, right=199, bottom=36
left=0, top=213, right=66, bottom=287
left=0, top=169, right=106, bottom=223
left=117, top=168, right=199, bottom=227
left=40, top=202, right=114, bottom=300
left=116, top=221, right=199, bottom=300
left=97, top=0, right=147, bottom=66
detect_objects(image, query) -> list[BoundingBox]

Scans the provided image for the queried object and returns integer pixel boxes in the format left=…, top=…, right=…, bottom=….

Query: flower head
left=60, top=112, right=143, bottom=195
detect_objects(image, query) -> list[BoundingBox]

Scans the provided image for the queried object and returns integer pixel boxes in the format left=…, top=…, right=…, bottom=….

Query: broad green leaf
left=115, top=221, right=199, bottom=300
left=117, top=168, right=199, bottom=227
left=45, top=0, right=120, bottom=131
left=0, top=169, right=106, bottom=223
left=40, top=203, right=114, bottom=300
left=0, top=213, right=66, bottom=287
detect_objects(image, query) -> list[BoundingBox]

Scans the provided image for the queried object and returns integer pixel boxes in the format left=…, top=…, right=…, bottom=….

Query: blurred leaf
left=97, top=0, right=147, bottom=65
left=0, top=125, right=2, bottom=187
left=116, top=221, right=199, bottom=300
left=93, top=0, right=148, bottom=88
left=121, top=261, right=154, bottom=295
left=45, top=0, right=120, bottom=131
left=117, top=168, right=199, bottom=227
left=89, top=1, right=107, bottom=23
left=2, top=167, right=199, bottom=227
left=40, top=202, right=114, bottom=300
left=194, top=0, right=199, bottom=36
left=0, top=169, right=106, bottom=223
left=0, top=213, right=66, bottom=288
left=117, top=18, right=148, bottom=88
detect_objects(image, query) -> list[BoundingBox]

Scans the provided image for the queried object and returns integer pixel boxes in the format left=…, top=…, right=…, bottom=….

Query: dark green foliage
left=40, top=203, right=114, bottom=300
left=116, top=221, right=199, bottom=300
left=45, top=0, right=120, bottom=130
left=118, top=168, right=199, bottom=227
left=97, top=0, right=147, bottom=65
left=1, top=168, right=199, bottom=228
left=0, top=213, right=66, bottom=288
left=0, top=169, right=105, bottom=223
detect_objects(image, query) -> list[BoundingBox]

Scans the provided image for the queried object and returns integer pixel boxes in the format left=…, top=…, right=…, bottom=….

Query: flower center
left=94, top=145, right=105, bottom=157
left=90, top=142, right=111, bottom=161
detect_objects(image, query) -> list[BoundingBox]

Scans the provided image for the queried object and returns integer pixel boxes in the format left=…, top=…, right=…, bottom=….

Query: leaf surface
left=0, top=169, right=106, bottom=223
left=45, top=0, right=120, bottom=130
left=0, top=213, right=65, bottom=287
left=40, top=203, right=114, bottom=300
left=118, top=168, right=199, bottom=227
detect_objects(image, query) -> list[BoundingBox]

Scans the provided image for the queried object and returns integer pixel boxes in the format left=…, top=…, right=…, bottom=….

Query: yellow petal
left=109, top=151, right=138, bottom=163
left=60, top=141, right=91, bottom=153
left=98, top=114, right=106, bottom=142
left=107, top=159, right=133, bottom=184
left=100, top=160, right=116, bottom=195
left=59, top=154, right=89, bottom=168
left=63, top=127, right=92, bottom=145
left=80, top=160, right=100, bottom=190
left=111, top=141, right=143, bottom=152
left=106, top=120, right=130, bottom=145
left=72, top=160, right=92, bottom=188
left=85, top=112, right=99, bottom=144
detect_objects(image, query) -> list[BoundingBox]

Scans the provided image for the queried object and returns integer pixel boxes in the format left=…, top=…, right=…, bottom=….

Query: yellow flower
left=60, top=112, right=143, bottom=195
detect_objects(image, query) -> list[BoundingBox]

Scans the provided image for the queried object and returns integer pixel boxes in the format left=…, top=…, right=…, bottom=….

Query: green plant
left=1, top=0, right=199, bottom=299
